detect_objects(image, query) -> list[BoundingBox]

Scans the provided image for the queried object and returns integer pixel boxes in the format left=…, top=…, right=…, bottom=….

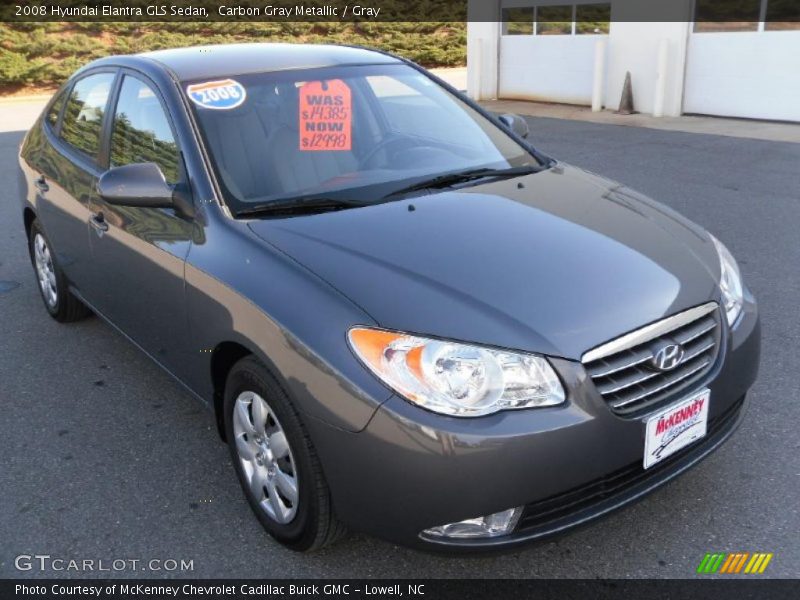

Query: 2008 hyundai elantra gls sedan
left=17, top=43, right=760, bottom=552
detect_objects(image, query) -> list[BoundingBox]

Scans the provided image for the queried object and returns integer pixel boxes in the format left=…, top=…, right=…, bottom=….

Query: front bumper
left=307, top=297, right=760, bottom=551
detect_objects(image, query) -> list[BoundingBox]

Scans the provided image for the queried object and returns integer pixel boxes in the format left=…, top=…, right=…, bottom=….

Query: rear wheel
left=224, top=356, right=345, bottom=551
left=28, top=219, right=91, bottom=322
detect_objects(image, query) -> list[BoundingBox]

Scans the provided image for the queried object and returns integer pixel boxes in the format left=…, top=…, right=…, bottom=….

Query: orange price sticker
left=299, top=80, right=352, bottom=152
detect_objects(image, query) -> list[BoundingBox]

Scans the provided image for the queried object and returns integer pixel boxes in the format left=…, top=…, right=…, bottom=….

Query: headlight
left=710, top=234, right=744, bottom=326
left=348, top=328, right=565, bottom=417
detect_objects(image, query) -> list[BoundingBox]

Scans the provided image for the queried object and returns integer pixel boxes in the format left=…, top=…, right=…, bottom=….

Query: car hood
left=247, top=165, right=721, bottom=361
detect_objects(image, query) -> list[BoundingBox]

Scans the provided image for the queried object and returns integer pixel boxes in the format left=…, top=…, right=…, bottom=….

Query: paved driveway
left=1, top=104, right=798, bottom=578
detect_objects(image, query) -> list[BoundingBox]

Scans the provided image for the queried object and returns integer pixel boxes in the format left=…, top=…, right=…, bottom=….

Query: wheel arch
left=23, top=207, right=37, bottom=240
left=210, top=340, right=253, bottom=440
left=210, top=339, right=293, bottom=441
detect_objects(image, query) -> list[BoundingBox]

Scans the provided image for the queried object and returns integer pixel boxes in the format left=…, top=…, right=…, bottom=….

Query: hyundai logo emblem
left=651, top=343, right=685, bottom=371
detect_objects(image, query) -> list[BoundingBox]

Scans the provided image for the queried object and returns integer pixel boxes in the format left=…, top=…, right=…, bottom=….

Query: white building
left=467, top=0, right=800, bottom=121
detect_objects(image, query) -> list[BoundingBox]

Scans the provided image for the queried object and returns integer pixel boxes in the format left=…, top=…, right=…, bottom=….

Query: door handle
left=89, top=211, right=109, bottom=234
left=34, top=175, right=49, bottom=193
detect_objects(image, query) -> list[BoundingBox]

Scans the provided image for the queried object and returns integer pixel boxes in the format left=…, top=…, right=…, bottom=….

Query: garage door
left=498, top=2, right=609, bottom=105
left=684, top=2, right=800, bottom=121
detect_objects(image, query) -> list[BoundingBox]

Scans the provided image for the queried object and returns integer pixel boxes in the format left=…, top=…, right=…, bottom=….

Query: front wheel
left=224, top=356, right=345, bottom=551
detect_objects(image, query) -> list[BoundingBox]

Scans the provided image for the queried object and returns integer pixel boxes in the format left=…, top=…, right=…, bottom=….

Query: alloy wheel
left=33, top=233, right=58, bottom=308
left=233, top=391, right=299, bottom=524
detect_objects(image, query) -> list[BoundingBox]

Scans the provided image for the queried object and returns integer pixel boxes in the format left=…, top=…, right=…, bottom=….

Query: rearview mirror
left=97, top=163, right=174, bottom=208
left=499, top=113, right=530, bottom=140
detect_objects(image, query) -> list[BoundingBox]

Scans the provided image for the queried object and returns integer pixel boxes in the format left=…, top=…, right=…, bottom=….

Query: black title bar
left=3, top=579, right=800, bottom=600
left=3, top=0, right=799, bottom=23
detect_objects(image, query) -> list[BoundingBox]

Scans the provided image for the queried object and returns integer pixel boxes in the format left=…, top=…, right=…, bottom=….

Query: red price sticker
left=299, top=80, right=352, bottom=152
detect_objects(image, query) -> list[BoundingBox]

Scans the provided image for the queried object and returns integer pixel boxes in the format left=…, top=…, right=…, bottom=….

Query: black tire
left=224, top=356, right=346, bottom=551
left=28, top=219, right=91, bottom=323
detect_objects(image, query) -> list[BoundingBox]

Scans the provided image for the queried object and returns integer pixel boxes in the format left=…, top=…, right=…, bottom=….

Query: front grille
left=583, top=303, right=722, bottom=415
left=517, top=395, right=744, bottom=533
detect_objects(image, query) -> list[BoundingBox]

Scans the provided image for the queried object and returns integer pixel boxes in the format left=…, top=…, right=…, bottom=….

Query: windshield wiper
left=236, top=195, right=368, bottom=218
left=235, top=165, right=540, bottom=217
left=383, top=165, right=539, bottom=200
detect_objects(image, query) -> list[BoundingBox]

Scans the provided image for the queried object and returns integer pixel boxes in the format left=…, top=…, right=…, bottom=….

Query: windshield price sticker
left=299, top=80, right=352, bottom=152
left=186, top=79, right=246, bottom=110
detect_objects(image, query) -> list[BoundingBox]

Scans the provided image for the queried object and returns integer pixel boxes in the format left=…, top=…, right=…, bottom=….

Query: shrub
left=0, top=22, right=466, bottom=91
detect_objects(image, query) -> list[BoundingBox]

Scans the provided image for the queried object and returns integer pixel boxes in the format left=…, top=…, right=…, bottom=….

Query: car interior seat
left=198, top=90, right=276, bottom=201
left=263, top=82, right=358, bottom=195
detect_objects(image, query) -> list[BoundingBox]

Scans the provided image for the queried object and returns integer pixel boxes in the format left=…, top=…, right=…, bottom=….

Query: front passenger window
left=110, top=76, right=180, bottom=184
left=60, top=73, right=115, bottom=159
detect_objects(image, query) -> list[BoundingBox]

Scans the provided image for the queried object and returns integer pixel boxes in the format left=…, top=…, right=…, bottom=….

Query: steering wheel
left=359, top=134, right=418, bottom=169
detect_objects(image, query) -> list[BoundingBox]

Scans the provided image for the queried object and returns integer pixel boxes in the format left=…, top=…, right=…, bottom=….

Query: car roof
left=137, top=43, right=402, bottom=81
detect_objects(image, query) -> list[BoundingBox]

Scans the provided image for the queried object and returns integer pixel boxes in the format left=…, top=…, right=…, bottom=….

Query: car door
left=86, top=71, right=196, bottom=378
left=28, top=71, right=117, bottom=294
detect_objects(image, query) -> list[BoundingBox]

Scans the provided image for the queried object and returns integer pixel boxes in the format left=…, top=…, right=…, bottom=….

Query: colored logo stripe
left=720, top=553, right=748, bottom=573
left=697, top=553, right=725, bottom=573
left=698, top=552, right=773, bottom=574
left=745, top=553, right=773, bottom=574
left=719, top=553, right=737, bottom=573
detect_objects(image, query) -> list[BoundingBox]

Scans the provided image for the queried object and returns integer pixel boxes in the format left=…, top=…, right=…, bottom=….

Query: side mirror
left=499, top=113, right=530, bottom=140
left=97, top=163, right=175, bottom=208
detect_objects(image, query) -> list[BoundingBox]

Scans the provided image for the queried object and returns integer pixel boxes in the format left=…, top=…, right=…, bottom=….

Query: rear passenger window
left=46, top=90, right=66, bottom=130
left=60, top=73, right=115, bottom=159
left=109, top=76, right=180, bottom=184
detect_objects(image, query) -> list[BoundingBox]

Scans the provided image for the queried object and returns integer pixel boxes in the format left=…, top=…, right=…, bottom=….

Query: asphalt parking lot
left=1, top=105, right=799, bottom=578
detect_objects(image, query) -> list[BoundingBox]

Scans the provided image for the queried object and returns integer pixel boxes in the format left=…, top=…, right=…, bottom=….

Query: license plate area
left=643, top=388, right=710, bottom=469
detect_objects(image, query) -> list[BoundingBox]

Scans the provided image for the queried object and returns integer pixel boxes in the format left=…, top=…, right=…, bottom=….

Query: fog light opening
left=422, top=507, right=522, bottom=539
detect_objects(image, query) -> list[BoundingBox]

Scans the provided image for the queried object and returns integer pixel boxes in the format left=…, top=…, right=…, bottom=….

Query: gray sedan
left=17, top=44, right=760, bottom=552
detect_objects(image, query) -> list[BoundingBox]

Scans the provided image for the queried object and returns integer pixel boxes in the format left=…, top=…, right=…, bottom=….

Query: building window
left=694, top=0, right=761, bottom=32
left=765, top=0, right=800, bottom=30
left=575, top=3, right=611, bottom=34
left=695, top=0, right=800, bottom=33
left=536, top=5, right=573, bottom=35
left=502, top=7, right=534, bottom=35
left=501, top=3, right=610, bottom=36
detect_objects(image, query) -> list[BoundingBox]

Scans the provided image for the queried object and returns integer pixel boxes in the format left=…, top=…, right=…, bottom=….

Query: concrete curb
left=480, top=99, right=800, bottom=145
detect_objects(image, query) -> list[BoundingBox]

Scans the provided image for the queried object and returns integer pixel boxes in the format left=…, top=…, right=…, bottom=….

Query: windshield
left=185, top=63, right=542, bottom=215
